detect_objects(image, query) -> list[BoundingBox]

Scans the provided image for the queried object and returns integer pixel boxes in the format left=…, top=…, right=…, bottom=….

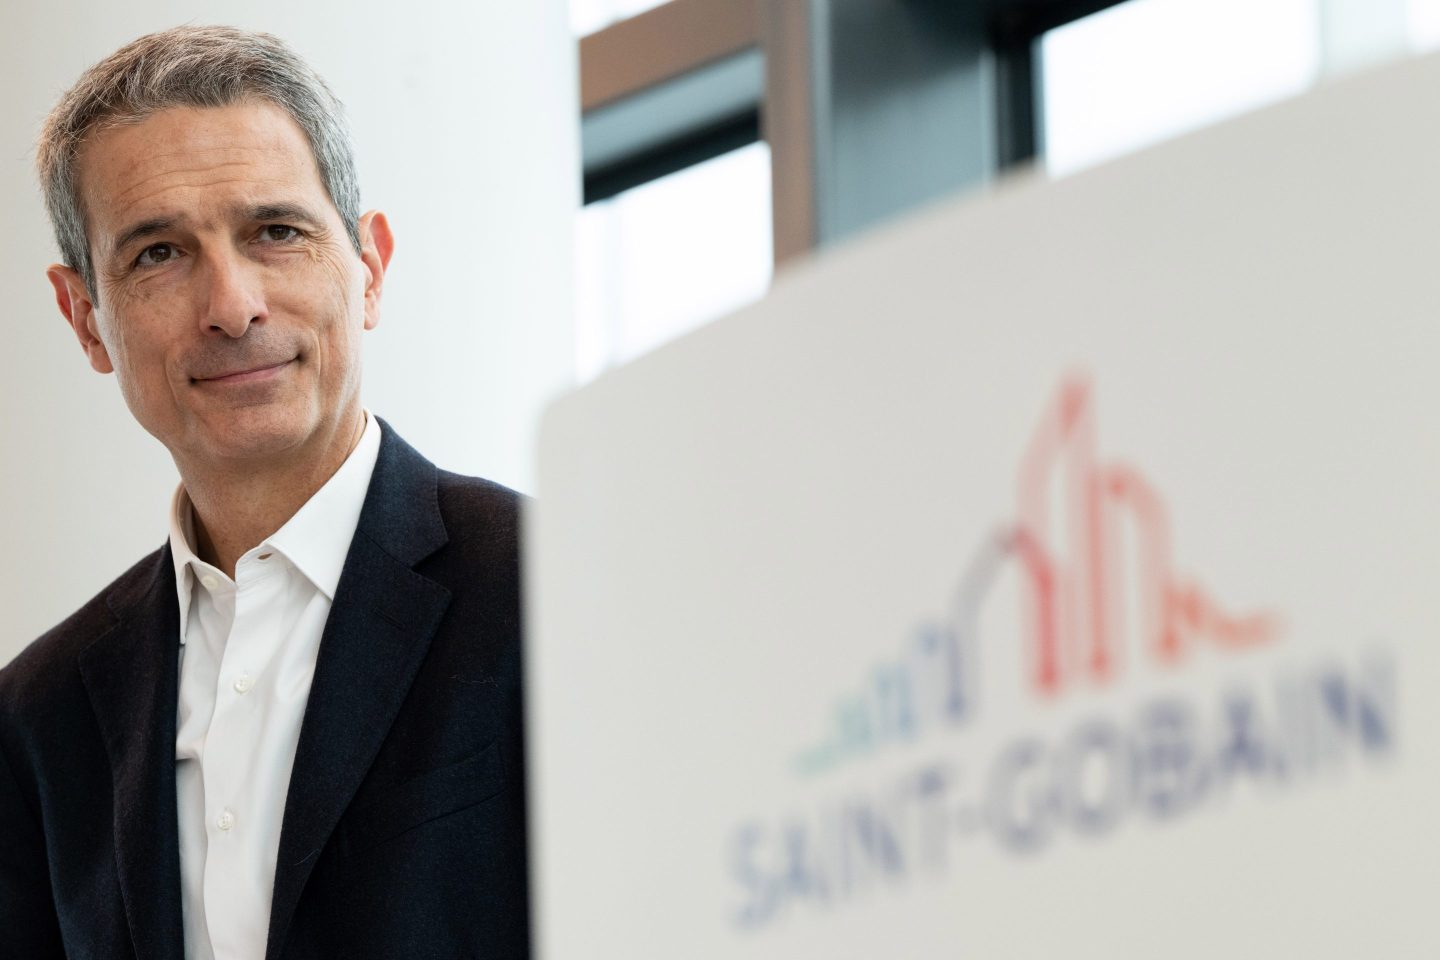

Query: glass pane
left=572, top=0, right=671, bottom=36
left=575, top=142, right=773, bottom=382
left=1410, top=0, right=1440, bottom=50
left=1041, top=0, right=1321, bottom=177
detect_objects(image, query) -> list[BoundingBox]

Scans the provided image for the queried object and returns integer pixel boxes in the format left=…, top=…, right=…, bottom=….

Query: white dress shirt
left=171, top=413, right=381, bottom=960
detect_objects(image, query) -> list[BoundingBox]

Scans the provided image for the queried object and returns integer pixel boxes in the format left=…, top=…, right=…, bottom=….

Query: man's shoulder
left=435, top=469, right=526, bottom=525
left=0, top=547, right=165, bottom=713
left=432, top=470, right=527, bottom=557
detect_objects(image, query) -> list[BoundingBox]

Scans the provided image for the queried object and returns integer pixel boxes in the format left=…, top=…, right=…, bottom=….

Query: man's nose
left=199, top=250, right=268, bottom=338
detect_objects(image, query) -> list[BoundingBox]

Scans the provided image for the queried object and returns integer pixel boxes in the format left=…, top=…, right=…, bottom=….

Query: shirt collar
left=168, top=411, right=383, bottom=640
left=168, top=484, right=203, bottom=640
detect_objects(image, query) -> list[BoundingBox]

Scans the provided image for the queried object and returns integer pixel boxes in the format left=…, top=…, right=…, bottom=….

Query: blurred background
left=572, top=0, right=1439, bottom=377
left=2, top=0, right=1435, bottom=659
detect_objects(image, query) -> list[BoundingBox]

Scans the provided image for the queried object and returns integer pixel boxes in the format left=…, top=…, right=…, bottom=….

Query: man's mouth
left=192, top=358, right=296, bottom=384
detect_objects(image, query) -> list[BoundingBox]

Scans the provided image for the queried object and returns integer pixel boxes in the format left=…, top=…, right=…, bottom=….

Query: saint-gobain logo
left=733, top=377, right=1392, bottom=933
left=793, top=375, right=1280, bottom=776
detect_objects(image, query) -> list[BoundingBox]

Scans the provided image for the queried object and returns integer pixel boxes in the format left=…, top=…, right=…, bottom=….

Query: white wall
left=0, top=2, right=578, bottom=661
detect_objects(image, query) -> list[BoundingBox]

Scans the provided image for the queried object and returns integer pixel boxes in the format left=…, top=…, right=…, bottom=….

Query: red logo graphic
left=1010, top=377, right=1278, bottom=696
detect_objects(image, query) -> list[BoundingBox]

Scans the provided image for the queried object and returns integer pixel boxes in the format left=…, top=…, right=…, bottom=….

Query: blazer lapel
left=77, top=549, right=185, bottom=960
left=265, top=422, right=452, bottom=960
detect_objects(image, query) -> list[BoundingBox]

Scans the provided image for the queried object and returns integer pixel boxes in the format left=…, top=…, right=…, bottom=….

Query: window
left=575, top=142, right=773, bottom=382
left=573, top=0, right=769, bottom=382
left=1410, top=0, right=1440, bottom=49
left=1041, top=0, right=1321, bottom=177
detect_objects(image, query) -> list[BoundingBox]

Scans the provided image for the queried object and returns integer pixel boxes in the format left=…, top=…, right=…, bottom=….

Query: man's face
left=48, top=101, right=392, bottom=471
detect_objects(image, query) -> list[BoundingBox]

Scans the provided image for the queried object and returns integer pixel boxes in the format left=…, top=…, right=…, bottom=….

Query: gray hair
left=36, top=25, right=362, bottom=299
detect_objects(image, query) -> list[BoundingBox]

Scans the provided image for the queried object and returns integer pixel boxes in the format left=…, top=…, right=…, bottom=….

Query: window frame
left=577, top=0, right=1133, bottom=262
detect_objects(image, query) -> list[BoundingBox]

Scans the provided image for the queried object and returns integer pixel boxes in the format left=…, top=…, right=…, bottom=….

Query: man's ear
left=357, top=210, right=394, bottom=332
left=46, top=264, right=113, bottom=374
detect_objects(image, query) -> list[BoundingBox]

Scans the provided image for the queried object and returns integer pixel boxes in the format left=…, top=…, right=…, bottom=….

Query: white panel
left=531, top=53, right=1440, bottom=958
left=0, top=2, right=577, bottom=660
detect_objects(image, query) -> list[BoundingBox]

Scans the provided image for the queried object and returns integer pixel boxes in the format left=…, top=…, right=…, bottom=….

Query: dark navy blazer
left=0, top=421, right=531, bottom=959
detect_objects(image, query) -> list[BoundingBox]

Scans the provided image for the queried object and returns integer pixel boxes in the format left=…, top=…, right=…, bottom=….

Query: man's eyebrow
left=246, top=202, right=326, bottom=229
left=107, top=203, right=327, bottom=260
left=111, top=216, right=182, bottom=257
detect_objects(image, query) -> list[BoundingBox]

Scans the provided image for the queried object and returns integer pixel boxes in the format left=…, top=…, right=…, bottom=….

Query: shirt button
left=216, top=809, right=235, bottom=832
left=200, top=574, right=219, bottom=591
left=233, top=674, right=254, bottom=695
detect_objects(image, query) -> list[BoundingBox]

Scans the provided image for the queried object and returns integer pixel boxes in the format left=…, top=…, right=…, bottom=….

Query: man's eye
left=261, top=225, right=301, bottom=243
left=135, top=243, right=175, bottom=267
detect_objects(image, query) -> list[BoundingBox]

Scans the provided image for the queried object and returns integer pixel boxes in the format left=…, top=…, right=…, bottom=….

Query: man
left=0, top=25, right=529, bottom=960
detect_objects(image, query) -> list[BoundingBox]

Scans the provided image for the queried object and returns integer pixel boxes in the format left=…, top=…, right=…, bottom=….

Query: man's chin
left=185, top=407, right=319, bottom=466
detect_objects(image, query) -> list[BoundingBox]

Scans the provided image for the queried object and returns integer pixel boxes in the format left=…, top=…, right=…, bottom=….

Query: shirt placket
left=199, top=557, right=283, bottom=960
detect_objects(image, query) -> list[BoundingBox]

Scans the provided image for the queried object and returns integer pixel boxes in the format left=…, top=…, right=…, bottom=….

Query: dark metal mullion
left=993, top=37, right=1038, bottom=169
left=987, top=0, right=1129, bottom=171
